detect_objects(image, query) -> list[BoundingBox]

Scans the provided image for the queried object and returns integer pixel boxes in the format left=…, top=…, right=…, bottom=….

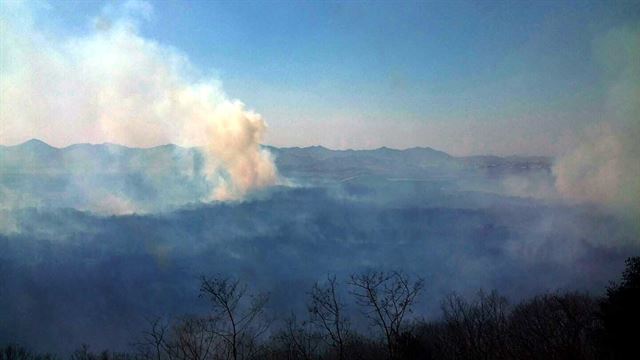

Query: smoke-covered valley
left=1, top=0, right=639, bottom=355
left=1, top=140, right=636, bottom=353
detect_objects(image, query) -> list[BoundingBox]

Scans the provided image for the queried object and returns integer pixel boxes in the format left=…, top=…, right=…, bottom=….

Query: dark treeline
left=3, top=257, right=639, bottom=360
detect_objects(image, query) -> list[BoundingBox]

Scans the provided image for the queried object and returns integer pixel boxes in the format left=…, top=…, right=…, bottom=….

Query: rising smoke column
left=553, top=26, right=640, bottom=234
left=0, top=0, right=278, bottom=201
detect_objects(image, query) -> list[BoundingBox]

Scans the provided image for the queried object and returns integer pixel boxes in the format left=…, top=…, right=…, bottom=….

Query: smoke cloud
left=553, top=26, right=640, bottom=221
left=0, top=0, right=278, bottom=200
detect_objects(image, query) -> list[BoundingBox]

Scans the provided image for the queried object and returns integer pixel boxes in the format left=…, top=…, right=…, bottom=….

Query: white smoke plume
left=0, top=0, right=278, bottom=201
left=553, top=26, right=640, bottom=225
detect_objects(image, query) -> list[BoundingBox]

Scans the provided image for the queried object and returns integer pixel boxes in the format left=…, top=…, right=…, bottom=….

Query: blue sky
left=6, top=0, right=640, bottom=155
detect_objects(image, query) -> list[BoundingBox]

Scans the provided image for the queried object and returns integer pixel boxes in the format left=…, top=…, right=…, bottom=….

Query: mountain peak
left=18, top=138, right=56, bottom=149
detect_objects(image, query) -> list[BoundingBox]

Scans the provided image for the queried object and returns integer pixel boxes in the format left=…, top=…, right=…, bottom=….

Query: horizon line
left=0, top=138, right=552, bottom=159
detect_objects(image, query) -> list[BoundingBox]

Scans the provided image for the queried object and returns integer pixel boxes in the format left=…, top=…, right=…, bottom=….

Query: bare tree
left=170, top=317, right=217, bottom=360
left=136, top=317, right=172, bottom=360
left=308, top=275, right=350, bottom=360
left=509, top=292, right=599, bottom=359
left=199, top=276, right=270, bottom=360
left=0, top=345, right=57, bottom=360
left=136, top=315, right=222, bottom=360
left=439, top=290, right=509, bottom=360
left=348, top=271, right=424, bottom=359
left=272, top=314, right=323, bottom=360
left=600, top=256, right=640, bottom=359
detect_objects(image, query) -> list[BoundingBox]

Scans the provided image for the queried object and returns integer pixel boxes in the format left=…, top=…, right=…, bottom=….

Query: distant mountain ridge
left=0, top=139, right=555, bottom=213
left=3, top=138, right=550, bottom=158
left=1, top=138, right=552, bottom=174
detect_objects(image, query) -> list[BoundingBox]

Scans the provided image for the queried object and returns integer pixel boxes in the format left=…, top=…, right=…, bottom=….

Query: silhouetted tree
left=199, top=276, right=270, bottom=360
left=136, top=315, right=219, bottom=360
left=308, top=275, right=350, bottom=360
left=269, top=314, right=322, bottom=360
left=0, top=345, right=56, bottom=360
left=10, top=258, right=640, bottom=360
left=600, top=256, right=640, bottom=359
left=439, top=290, right=509, bottom=360
left=406, top=321, right=449, bottom=360
left=509, top=292, right=599, bottom=359
left=169, top=316, right=216, bottom=360
left=69, top=345, right=132, bottom=360
left=135, top=317, right=171, bottom=360
left=349, top=271, right=424, bottom=359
